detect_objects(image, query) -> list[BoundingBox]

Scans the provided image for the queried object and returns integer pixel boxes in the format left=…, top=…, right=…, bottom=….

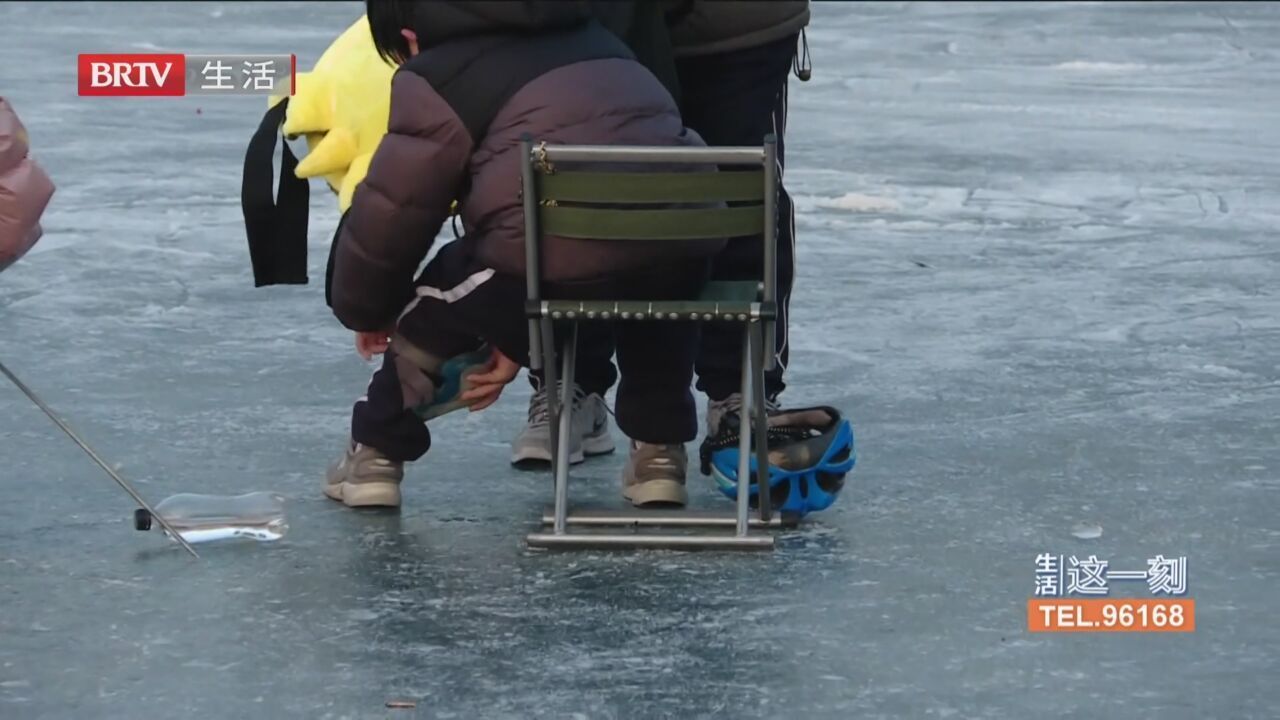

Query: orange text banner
left=1028, top=599, right=1195, bottom=633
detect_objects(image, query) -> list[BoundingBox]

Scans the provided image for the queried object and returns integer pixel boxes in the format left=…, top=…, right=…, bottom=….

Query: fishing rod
left=0, top=359, right=200, bottom=559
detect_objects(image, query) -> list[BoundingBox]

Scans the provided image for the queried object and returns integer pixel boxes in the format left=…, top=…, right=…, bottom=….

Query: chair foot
left=526, top=532, right=775, bottom=551
left=540, top=507, right=799, bottom=529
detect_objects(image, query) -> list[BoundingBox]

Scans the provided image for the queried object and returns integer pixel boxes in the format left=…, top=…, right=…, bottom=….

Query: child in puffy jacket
left=323, top=1, right=725, bottom=509
left=0, top=98, right=55, bottom=272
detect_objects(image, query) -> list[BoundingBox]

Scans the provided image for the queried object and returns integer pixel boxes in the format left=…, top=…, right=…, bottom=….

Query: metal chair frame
left=520, top=136, right=794, bottom=550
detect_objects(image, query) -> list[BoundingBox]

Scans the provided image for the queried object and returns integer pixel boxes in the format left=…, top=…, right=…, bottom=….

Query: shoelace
left=526, top=384, right=588, bottom=428
left=716, top=393, right=781, bottom=419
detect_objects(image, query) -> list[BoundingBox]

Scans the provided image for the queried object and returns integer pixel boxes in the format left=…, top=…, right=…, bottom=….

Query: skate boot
left=700, top=402, right=856, bottom=517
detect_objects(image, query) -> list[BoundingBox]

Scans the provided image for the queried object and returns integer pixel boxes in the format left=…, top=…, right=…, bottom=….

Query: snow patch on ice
left=1197, top=364, right=1249, bottom=378
left=1078, top=325, right=1131, bottom=344
left=1053, top=61, right=1149, bottom=73
left=818, top=192, right=902, bottom=213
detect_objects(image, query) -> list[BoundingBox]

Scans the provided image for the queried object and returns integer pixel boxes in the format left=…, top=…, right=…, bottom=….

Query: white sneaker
left=510, top=384, right=616, bottom=466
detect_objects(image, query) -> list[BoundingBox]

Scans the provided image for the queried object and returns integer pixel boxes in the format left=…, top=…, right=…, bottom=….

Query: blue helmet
left=700, top=406, right=855, bottom=517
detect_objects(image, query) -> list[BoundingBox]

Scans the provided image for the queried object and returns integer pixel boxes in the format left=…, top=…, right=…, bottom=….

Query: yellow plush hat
left=269, top=15, right=395, bottom=212
left=242, top=13, right=453, bottom=288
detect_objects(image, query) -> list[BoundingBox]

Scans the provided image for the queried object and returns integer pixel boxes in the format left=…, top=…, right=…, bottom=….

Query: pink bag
left=0, top=97, right=55, bottom=271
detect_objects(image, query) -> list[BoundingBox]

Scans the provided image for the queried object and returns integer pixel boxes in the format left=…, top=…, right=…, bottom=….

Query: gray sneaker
left=621, top=441, right=689, bottom=507
left=324, top=440, right=404, bottom=508
left=510, top=384, right=615, bottom=467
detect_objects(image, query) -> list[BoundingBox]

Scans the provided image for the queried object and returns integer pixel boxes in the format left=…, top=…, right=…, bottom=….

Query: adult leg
left=613, top=260, right=710, bottom=507
left=676, top=35, right=798, bottom=403
left=528, top=324, right=616, bottom=397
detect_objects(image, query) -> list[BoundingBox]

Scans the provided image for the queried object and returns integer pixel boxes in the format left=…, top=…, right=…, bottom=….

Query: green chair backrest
left=519, top=139, right=780, bottom=316
left=538, top=168, right=763, bottom=241
left=529, top=150, right=767, bottom=242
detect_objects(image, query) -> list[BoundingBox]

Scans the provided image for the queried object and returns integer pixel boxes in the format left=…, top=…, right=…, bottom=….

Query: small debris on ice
left=1071, top=522, right=1103, bottom=540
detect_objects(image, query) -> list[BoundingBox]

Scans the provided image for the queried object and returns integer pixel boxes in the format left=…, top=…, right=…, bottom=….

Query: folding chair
left=521, top=135, right=799, bottom=551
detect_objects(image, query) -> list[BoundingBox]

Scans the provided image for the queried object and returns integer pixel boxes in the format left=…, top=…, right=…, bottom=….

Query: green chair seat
left=534, top=282, right=769, bottom=321
left=698, top=280, right=761, bottom=302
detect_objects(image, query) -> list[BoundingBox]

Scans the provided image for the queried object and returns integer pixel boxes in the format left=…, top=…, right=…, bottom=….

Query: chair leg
left=528, top=319, right=543, bottom=372
left=552, top=324, right=578, bottom=535
left=540, top=316, right=560, bottom=468
left=735, top=327, right=753, bottom=537
left=750, top=321, right=773, bottom=522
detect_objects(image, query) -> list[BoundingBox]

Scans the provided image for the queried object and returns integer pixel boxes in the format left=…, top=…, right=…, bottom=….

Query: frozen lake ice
left=1, top=2, right=1277, bottom=718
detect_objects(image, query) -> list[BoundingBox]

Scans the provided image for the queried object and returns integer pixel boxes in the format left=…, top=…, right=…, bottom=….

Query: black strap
left=324, top=209, right=345, bottom=309
left=793, top=28, right=812, bottom=82
left=241, top=99, right=310, bottom=287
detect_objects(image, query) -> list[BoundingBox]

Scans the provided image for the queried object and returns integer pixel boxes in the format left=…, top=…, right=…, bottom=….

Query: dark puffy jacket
left=664, top=0, right=809, bottom=57
left=330, top=20, right=721, bottom=332
left=587, top=1, right=681, bottom=99
left=401, top=1, right=682, bottom=103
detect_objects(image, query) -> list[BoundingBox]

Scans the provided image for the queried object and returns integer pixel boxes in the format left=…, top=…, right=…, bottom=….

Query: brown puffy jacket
left=0, top=98, right=54, bottom=272
left=331, top=20, right=724, bottom=332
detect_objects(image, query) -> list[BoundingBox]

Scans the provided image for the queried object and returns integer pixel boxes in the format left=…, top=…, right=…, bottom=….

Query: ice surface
left=1, top=1, right=1278, bottom=718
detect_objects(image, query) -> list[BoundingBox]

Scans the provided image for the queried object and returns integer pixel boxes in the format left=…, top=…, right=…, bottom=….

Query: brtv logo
left=78, top=54, right=186, bottom=96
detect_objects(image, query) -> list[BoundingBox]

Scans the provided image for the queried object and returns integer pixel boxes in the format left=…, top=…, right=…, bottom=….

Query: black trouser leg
left=678, top=34, right=798, bottom=402
left=528, top=322, right=616, bottom=396
left=609, top=259, right=709, bottom=444
left=613, top=317, right=701, bottom=445
left=351, top=244, right=520, bottom=463
left=351, top=346, right=438, bottom=463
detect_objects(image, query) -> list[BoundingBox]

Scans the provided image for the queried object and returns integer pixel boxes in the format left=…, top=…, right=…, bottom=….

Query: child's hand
left=461, top=348, right=521, bottom=412
left=355, top=329, right=392, bottom=360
